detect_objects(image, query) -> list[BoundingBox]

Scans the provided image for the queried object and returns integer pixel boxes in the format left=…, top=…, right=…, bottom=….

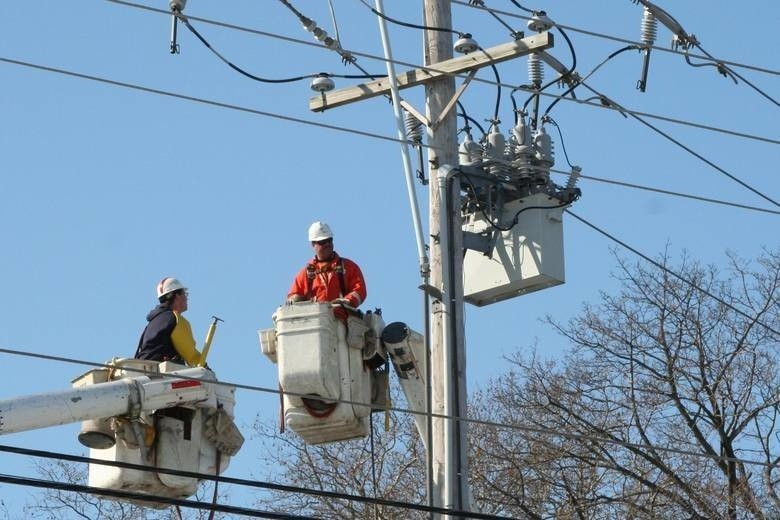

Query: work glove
left=286, top=294, right=307, bottom=305
left=332, top=298, right=351, bottom=307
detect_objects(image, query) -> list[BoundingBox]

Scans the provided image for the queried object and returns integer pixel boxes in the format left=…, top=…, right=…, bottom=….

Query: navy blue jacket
left=135, top=303, right=181, bottom=362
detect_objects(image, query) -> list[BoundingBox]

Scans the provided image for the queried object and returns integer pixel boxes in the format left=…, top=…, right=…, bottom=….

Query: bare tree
left=252, top=388, right=427, bottom=519
left=469, top=249, right=780, bottom=520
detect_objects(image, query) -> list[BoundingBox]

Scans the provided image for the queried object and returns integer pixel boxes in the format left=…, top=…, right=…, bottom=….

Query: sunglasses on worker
left=313, top=238, right=333, bottom=246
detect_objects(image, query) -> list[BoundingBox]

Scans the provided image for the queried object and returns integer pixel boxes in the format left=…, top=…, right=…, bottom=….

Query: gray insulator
left=527, top=12, right=554, bottom=33
left=640, top=7, right=657, bottom=46
left=486, top=125, right=506, bottom=161
left=404, top=111, right=423, bottom=144
left=566, top=165, right=581, bottom=190
left=454, top=35, right=478, bottom=54
left=533, top=126, right=554, bottom=168
left=311, top=74, right=335, bottom=92
left=512, top=116, right=532, bottom=148
left=169, top=0, right=186, bottom=11
left=528, top=54, right=544, bottom=85
left=459, top=133, right=482, bottom=166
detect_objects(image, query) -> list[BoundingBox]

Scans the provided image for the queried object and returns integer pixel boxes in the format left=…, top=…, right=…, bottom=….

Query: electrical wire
left=0, top=444, right=516, bottom=520
left=542, top=44, right=638, bottom=118
left=101, top=1, right=780, bottom=146
left=565, top=210, right=780, bottom=338
left=0, top=472, right=311, bottom=519
left=689, top=43, right=780, bottom=109
left=547, top=167, right=780, bottom=216
left=453, top=0, right=780, bottom=76
left=177, top=13, right=382, bottom=83
left=467, top=0, right=523, bottom=38
left=355, top=0, right=467, bottom=37
left=577, top=79, right=780, bottom=208
left=2, top=55, right=777, bottom=219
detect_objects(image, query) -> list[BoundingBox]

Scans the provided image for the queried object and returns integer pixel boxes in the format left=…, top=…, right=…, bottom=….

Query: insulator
left=528, top=53, right=544, bottom=86
left=169, top=0, right=186, bottom=11
left=310, top=74, right=335, bottom=92
left=459, top=132, right=482, bottom=166
left=527, top=12, right=554, bottom=33
left=533, top=125, right=554, bottom=169
left=486, top=124, right=506, bottom=161
left=404, top=111, right=423, bottom=144
left=640, top=7, right=657, bottom=46
left=454, top=34, right=478, bottom=54
left=566, top=165, right=581, bottom=191
left=512, top=114, right=532, bottom=148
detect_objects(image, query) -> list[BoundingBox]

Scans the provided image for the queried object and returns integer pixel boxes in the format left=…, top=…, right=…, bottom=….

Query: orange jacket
left=288, top=253, right=367, bottom=312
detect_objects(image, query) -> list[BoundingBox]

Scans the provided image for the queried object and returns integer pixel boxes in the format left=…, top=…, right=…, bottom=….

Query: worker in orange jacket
left=287, top=221, right=366, bottom=321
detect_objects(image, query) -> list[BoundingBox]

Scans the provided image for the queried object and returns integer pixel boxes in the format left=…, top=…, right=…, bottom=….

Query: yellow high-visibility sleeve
left=171, top=312, right=203, bottom=366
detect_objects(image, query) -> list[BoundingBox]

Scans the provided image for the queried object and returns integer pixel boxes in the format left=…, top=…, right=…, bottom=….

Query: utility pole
left=423, top=0, right=470, bottom=515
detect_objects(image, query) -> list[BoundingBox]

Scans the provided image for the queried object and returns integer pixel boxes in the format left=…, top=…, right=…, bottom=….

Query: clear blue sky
left=1, top=0, right=778, bottom=516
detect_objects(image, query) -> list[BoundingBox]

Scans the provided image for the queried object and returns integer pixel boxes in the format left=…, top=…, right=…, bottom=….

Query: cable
left=355, top=0, right=466, bottom=37
left=543, top=116, right=573, bottom=168
left=565, top=210, right=780, bottom=338
left=547, top=168, right=780, bottom=216
left=577, top=79, right=780, bottom=208
left=467, top=0, right=523, bottom=38
left=453, top=0, right=780, bottom=76
left=543, top=44, right=638, bottom=117
left=0, top=473, right=311, bottom=519
left=690, top=43, right=780, bottom=109
left=0, top=444, right=517, bottom=520
left=2, top=56, right=777, bottom=218
left=177, top=14, right=381, bottom=83
left=101, top=1, right=780, bottom=146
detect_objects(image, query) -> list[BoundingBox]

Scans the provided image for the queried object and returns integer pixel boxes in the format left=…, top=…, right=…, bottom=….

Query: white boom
left=0, top=367, right=209, bottom=436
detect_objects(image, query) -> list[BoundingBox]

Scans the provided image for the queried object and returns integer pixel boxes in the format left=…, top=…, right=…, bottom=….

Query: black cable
left=356, top=0, right=466, bottom=37
left=578, top=79, right=780, bottom=208
left=480, top=48, right=502, bottom=122
left=0, top=444, right=517, bottom=520
left=543, top=45, right=637, bottom=117
left=178, top=14, right=382, bottom=83
left=468, top=0, right=522, bottom=38
left=543, top=116, right=573, bottom=168
left=100, top=1, right=779, bottom=145
left=453, top=0, right=779, bottom=76
left=457, top=100, right=487, bottom=136
left=0, top=472, right=312, bottom=519
left=565, top=210, right=780, bottom=339
left=507, top=0, right=535, bottom=14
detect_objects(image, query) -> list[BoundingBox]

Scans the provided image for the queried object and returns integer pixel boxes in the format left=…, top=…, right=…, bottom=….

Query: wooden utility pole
left=423, top=0, right=469, bottom=515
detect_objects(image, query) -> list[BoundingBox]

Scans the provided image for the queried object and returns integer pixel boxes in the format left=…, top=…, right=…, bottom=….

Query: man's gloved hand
left=331, top=298, right=351, bottom=306
left=286, top=294, right=307, bottom=305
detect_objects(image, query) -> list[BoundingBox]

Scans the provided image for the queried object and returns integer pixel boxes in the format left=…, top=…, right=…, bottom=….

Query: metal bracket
left=432, top=69, right=477, bottom=131
left=463, top=231, right=492, bottom=255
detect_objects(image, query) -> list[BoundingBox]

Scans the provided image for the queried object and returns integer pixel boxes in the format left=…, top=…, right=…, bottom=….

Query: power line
left=0, top=473, right=313, bottom=519
left=0, top=444, right=515, bottom=519
left=2, top=55, right=777, bottom=221
left=453, top=0, right=780, bottom=76
left=577, top=79, right=780, bottom=208
left=4, top=342, right=780, bottom=475
left=0, top=56, right=406, bottom=146
left=565, top=209, right=780, bottom=338
left=550, top=169, right=780, bottom=216
left=101, top=0, right=780, bottom=146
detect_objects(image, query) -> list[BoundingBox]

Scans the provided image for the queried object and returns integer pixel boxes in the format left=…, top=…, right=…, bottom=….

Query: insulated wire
left=355, top=0, right=465, bottom=36
left=0, top=444, right=516, bottom=519
left=101, top=1, right=779, bottom=145
left=565, top=210, right=780, bottom=338
left=1, top=56, right=777, bottom=216
left=0, top=472, right=311, bottom=519
left=453, top=0, right=780, bottom=76
left=177, top=13, right=381, bottom=82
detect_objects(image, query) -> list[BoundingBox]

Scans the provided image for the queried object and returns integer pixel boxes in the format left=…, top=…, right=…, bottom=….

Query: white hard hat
left=308, top=221, right=333, bottom=242
left=156, top=277, right=186, bottom=299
